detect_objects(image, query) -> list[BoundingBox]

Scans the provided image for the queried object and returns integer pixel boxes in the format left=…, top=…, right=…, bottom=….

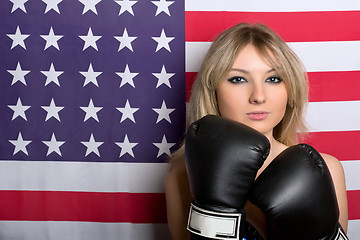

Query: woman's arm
left=165, top=163, right=193, bottom=240
left=321, top=153, right=348, bottom=233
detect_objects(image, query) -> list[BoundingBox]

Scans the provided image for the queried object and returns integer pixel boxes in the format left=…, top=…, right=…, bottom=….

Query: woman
left=165, top=23, right=348, bottom=240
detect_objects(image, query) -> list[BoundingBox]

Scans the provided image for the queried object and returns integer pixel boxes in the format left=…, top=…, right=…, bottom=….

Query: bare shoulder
left=320, top=153, right=346, bottom=180
left=165, top=163, right=189, bottom=193
left=320, top=153, right=349, bottom=233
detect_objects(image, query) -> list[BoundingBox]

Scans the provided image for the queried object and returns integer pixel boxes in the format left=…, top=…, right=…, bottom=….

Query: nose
left=249, top=83, right=266, bottom=104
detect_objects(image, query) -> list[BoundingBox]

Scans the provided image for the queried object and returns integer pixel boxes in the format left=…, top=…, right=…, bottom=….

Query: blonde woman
left=165, top=23, right=348, bottom=240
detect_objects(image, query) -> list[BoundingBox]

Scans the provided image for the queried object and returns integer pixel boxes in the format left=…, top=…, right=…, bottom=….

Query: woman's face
left=216, top=44, right=288, bottom=137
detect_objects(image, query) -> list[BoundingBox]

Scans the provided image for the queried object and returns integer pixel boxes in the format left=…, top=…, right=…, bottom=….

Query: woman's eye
left=266, top=76, right=282, bottom=84
left=228, top=76, right=247, bottom=84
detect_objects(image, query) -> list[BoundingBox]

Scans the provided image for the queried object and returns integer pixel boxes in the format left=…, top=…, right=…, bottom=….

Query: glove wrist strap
left=187, top=202, right=242, bottom=240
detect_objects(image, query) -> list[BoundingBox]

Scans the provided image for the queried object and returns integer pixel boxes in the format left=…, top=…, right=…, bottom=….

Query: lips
left=246, top=111, right=269, bottom=120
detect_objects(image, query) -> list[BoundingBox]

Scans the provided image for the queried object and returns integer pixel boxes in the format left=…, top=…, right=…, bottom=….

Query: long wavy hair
left=171, top=23, right=308, bottom=168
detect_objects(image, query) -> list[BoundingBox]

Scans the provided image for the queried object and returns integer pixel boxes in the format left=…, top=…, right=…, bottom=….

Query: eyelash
left=227, top=76, right=282, bottom=84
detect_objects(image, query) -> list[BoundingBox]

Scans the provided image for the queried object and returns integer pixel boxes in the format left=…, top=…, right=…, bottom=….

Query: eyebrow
left=230, top=68, right=276, bottom=74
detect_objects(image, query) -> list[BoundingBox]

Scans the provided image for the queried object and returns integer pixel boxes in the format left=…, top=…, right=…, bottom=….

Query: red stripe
left=348, top=190, right=360, bottom=220
left=185, top=11, right=360, bottom=42
left=186, top=71, right=360, bottom=102
left=0, top=190, right=359, bottom=222
left=304, top=131, right=360, bottom=161
left=308, top=71, right=360, bottom=102
left=0, top=191, right=166, bottom=223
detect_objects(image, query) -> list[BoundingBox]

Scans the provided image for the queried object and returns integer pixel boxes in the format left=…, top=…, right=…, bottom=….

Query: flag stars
left=80, top=99, right=103, bottom=122
left=79, top=27, right=102, bottom=51
left=81, top=133, right=104, bottom=157
left=115, top=0, right=138, bottom=16
left=42, top=0, right=63, bottom=14
left=152, top=29, right=174, bottom=52
left=153, top=100, right=175, bottom=123
left=116, top=64, right=138, bottom=88
left=153, top=135, right=175, bottom=158
left=41, top=98, right=64, bottom=122
left=9, top=132, right=32, bottom=156
left=8, top=62, right=30, bottom=86
left=10, top=0, right=29, bottom=13
left=42, top=133, right=65, bottom=156
left=7, top=26, right=30, bottom=50
left=152, top=65, right=175, bottom=88
left=117, top=99, right=139, bottom=123
left=8, top=98, right=31, bottom=121
left=80, top=63, right=102, bottom=87
left=114, top=28, right=137, bottom=52
left=115, top=135, right=138, bottom=158
left=152, top=0, right=174, bottom=16
left=40, top=27, right=63, bottom=50
left=78, top=0, right=102, bottom=15
left=41, top=63, right=64, bottom=86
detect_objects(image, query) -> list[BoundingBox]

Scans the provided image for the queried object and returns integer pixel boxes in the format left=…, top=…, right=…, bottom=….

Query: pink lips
left=246, top=111, right=269, bottom=120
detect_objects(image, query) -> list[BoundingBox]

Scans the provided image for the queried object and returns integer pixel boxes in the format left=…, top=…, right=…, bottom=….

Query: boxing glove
left=185, top=115, right=270, bottom=240
left=250, top=144, right=348, bottom=240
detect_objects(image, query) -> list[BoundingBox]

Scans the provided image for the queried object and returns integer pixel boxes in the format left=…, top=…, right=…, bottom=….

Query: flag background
left=1, top=0, right=360, bottom=239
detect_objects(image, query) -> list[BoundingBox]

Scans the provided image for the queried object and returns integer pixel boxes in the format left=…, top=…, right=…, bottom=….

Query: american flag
left=0, top=0, right=184, bottom=239
left=1, top=0, right=360, bottom=239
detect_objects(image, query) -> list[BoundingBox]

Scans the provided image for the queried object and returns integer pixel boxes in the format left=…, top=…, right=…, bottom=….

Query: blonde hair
left=171, top=23, right=308, bottom=168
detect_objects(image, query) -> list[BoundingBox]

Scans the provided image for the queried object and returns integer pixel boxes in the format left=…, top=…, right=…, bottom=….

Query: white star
left=7, top=26, right=30, bottom=50
left=8, top=98, right=31, bottom=121
left=79, top=27, right=102, bottom=51
left=152, top=29, right=174, bottom=52
left=78, top=0, right=102, bottom=15
left=80, top=63, right=102, bottom=87
left=116, top=99, right=139, bottom=123
left=9, top=132, right=32, bottom=156
left=40, top=27, right=63, bottom=50
left=115, top=0, right=137, bottom=16
left=80, top=99, right=103, bottom=122
left=152, top=65, right=175, bottom=88
left=7, top=62, right=30, bottom=86
left=114, top=28, right=137, bottom=52
left=42, top=133, right=65, bottom=156
left=41, top=63, right=63, bottom=86
left=81, top=133, right=104, bottom=157
left=116, top=64, right=138, bottom=88
left=42, top=0, right=63, bottom=14
left=153, top=135, right=175, bottom=158
left=152, top=100, right=175, bottom=123
left=10, top=0, right=29, bottom=13
left=115, top=135, right=138, bottom=158
left=152, top=0, right=174, bottom=16
left=41, top=98, right=64, bottom=122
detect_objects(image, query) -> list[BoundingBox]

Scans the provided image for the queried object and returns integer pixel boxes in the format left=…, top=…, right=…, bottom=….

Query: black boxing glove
left=185, top=115, right=270, bottom=240
left=250, top=144, right=348, bottom=240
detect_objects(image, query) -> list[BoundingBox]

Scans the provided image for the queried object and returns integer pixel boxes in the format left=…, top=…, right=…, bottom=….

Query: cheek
left=216, top=87, right=246, bottom=117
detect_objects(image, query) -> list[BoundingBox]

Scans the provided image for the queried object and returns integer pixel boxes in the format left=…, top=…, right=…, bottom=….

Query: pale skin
left=165, top=44, right=348, bottom=240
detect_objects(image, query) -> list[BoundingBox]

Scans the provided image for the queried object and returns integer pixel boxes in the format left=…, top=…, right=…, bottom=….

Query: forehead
left=231, top=44, right=278, bottom=72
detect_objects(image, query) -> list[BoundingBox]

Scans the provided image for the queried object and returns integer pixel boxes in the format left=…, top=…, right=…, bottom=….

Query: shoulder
left=320, top=153, right=345, bottom=177
left=166, top=163, right=188, bottom=191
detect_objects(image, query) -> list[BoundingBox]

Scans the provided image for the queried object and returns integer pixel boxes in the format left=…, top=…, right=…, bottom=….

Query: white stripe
left=348, top=219, right=360, bottom=240
left=185, top=0, right=360, bottom=12
left=0, top=161, right=168, bottom=193
left=185, top=41, right=360, bottom=73
left=0, top=220, right=358, bottom=240
left=0, top=221, right=170, bottom=240
left=341, top=161, right=360, bottom=191
left=305, top=101, right=360, bottom=132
